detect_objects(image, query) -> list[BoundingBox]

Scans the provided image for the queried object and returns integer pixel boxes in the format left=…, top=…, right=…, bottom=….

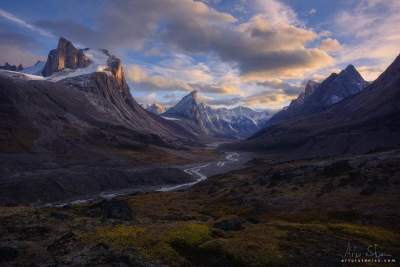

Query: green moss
left=165, top=223, right=211, bottom=246
left=217, top=224, right=288, bottom=267
left=80, top=225, right=144, bottom=248
left=327, top=223, right=400, bottom=244
left=79, top=223, right=212, bottom=267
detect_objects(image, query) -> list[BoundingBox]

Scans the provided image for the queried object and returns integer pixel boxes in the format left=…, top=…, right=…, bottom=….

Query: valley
left=1, top=33, right=400, bottom=267
left=42, top=149, right=253, bottom=207
left=1, top=148, right=399, bottom=267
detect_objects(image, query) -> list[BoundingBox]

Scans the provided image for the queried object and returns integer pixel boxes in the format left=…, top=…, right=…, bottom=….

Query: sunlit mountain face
left=1, top=0, right=400, bottom=111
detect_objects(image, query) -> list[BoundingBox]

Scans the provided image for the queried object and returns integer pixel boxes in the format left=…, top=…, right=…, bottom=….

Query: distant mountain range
left=0, top=62, right=23, bottom=72
left=145, top=103, right=167, bottom=115
left=229, top=54, right=400, bottom=159
left=162, top=91, right=272, bottom=139
left=2, top=36, right=400, bottom=167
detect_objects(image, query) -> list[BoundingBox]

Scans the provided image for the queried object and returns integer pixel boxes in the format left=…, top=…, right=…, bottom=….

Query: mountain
left=42, top=37, right=92, bottom=77
left=267, top=65, right=368, bottom=126
left=162, top=91, right=271, bottom=139
left=145, top=103, right=167, bottom=114
left=21, top=60, right=46, bottom=75
left=0, top=37, right=200, bottom=204
left=0, top=62, right=23, bottom=71
left=289, top=80, right=320, bottom=108
left=229, top=54, right=400, bottom=159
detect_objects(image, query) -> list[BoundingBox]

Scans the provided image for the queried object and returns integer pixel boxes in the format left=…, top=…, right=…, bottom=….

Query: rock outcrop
left=42, top=37, right=91, bottom=77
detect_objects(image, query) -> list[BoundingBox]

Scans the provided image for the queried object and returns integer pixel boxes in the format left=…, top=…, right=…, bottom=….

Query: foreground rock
left=1, top=149, right=399, bottom=267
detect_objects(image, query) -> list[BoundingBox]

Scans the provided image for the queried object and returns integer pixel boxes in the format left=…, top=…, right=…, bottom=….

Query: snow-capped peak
left=45, top=48, right=115, bottom=82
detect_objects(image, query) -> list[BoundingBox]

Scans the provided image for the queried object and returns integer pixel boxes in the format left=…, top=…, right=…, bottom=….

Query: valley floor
left=1, top=149, right=399, bottom=266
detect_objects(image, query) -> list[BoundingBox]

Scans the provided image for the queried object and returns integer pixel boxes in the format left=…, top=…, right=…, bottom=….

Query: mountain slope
left=230, top=54, right=400, bottom=159
left=267, top=65, right=368, bottom=126
left=21, top=60, right=45, bottom=75
left=0, top=37, right=203, bottom=204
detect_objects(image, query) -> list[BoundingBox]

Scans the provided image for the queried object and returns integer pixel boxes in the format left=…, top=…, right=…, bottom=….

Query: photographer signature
left=343, top=242, right=392, bottom=259
left=340, top=242, right=397, bottom=263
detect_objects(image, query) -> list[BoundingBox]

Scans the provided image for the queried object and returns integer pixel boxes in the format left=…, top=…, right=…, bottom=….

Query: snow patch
left=46, top=49, right=113, bottom=82
left=162, top=116, right=181, bottom=121
left=21, top=61, right=45, bottom=76
left=0, top=70, right=44, bottom=81
left=330, top=95, right=343, bottom=104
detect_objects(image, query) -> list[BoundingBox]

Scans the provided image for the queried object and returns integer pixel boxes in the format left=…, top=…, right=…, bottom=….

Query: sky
left=1, top=0, right=399, bottom=110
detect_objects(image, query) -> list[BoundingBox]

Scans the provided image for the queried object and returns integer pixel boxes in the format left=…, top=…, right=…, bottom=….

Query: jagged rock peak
left=341, top=64, right=364, bottom=79
left=304, top=80, right=319, bottom=96
left=42, top=37, right=91, bottom=77
left=344, top=64, right=357, bottom=72
left=188, top=90, right=198, bottom=100
left=107, top=55, right=125, bottom=87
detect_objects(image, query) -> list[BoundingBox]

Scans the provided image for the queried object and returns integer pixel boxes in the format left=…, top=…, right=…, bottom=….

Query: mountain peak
left=181, top=90, right=199, bottom=104
left=42, top=37, right=91, bottom=77
left=189, top=90, right=198, bottom=100
left=163, top=90, right=202, bottom=120
left=57, top=37, right=73, bottom=48
left=344, top=64, right=356, bottom=72
left=341, top=64, right=364, bottom=80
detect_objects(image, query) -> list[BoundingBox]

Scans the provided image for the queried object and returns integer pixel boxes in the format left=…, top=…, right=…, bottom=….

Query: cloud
left=202, top=96, right=242, bottom=106
left=36, top=0, right=235, bottom=50
left=357, top=65, right=385, bottom=81
left=127, top=59, right=240, bottom=95
left=309, top=8, right=317, bottom=15
left=127, top=64, right=192, bottom=92
left=241, top=90, right=295, bottom=109
left=0, top=8, right=53, bottom=37
left=333, top=0, right=400, bottom=79
left=319, top=38, right=342, bottom=52
left=256, top=79, right=302, bottom=96
left=36, top=0, right=334, bottom=80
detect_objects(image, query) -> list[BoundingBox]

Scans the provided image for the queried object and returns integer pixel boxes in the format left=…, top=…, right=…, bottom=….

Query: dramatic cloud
left=256, top=79, right=303, bottom=96
left=241, top=90, right=295, bottom=109
left=36, top=0, right=333, bottom=80
left=127, top=57, right=240, bottom=95
left=127, top=65, right=192, bottom=92
left=3, top=0, right=395, bottom=110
